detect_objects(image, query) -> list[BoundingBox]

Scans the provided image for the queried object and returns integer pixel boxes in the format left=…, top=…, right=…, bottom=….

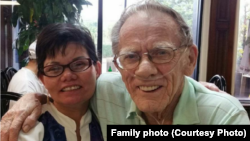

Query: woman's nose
left=60, top=68, right=77, bottom=81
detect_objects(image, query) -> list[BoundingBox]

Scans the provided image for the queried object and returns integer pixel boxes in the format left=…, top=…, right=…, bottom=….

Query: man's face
left=117, top=11, right=191, bottom=113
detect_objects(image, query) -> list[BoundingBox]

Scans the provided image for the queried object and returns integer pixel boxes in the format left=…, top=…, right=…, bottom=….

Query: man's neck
left=25, top=60, right=38, bottom=74
left=142, top=82, right=184, bottom=125
left=142, top=96, right=179, bottom=125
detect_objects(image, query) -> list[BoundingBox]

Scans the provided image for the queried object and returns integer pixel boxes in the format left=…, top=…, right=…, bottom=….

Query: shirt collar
left=126, top=100, right=138, bottom=119
left=173, top=76, right=200, bottom=124
left=126, top=76, right=200, bottom=124
left=43, top=104, right=92, bottom=130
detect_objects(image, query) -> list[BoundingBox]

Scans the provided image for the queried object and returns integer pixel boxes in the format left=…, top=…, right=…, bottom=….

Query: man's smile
left=139, top=86, right=162, bottom=92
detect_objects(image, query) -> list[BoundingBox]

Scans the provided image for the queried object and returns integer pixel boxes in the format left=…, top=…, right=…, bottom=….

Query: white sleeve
left=18, top=121, right=44, bottom=141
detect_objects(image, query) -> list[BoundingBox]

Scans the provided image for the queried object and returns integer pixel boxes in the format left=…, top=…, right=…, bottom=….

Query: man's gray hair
left=111, top=0, right=193, bottom=55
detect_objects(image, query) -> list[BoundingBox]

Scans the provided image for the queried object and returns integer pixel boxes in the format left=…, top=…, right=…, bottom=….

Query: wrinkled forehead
left=122, top=10, right=179, bottom=29
left=118, top=10, right=181, bottom=53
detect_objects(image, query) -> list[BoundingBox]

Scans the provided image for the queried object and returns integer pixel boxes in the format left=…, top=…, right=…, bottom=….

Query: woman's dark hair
left=36, top=23, right=98, bottom=76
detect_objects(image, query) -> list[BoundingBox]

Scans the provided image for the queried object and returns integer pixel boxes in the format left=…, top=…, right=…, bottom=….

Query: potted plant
left=11, top=0, right=92, bottom=66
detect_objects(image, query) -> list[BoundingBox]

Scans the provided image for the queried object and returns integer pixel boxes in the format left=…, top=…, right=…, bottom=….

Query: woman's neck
left=53, top=102, right=89, bottom=141
left=53, top=101, right=89, bottom=122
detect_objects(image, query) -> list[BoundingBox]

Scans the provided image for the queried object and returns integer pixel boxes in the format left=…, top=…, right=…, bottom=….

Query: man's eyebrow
left=153, top=42, right=176, bottom=49
left=119, top=47, right=138, bottom=54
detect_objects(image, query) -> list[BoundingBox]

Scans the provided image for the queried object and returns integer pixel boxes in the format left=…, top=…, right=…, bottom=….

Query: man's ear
left=113, top=60, right=123, bottom=73
left=95, top=61, right=102, bottom=79
left=183, top=45, right=198, bottom=76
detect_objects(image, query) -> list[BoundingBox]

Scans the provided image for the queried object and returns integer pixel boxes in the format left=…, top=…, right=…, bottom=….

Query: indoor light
left=0, top=1, right=20, bottom=5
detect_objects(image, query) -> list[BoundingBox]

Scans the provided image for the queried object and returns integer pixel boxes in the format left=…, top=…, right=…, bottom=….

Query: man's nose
left=134, top=55, right=158, bottom=78
left=60, top=67, right=77, bottom=81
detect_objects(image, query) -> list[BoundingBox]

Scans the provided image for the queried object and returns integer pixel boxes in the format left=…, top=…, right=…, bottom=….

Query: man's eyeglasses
left=113, top=47, right=186, bottom=70
left=41, top=58, right=93, bottom=77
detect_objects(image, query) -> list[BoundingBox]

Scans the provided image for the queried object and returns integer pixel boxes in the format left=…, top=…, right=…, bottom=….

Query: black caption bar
left=107, top=125, right=250, bottom=139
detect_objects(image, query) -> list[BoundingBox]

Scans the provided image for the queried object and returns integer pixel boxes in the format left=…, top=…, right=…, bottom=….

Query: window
left=234, top=0, right=250, bottom=100
left=81, top=0, right=203, bottom=79
left=80, top=0, right=98, bottom=47
left=102, top=0, right=125, bottom=72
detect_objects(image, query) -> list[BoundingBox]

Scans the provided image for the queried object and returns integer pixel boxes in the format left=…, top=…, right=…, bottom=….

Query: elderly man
left=90, top=1, right=249, bottom=139
left=1, top=1, right=249, bottom=141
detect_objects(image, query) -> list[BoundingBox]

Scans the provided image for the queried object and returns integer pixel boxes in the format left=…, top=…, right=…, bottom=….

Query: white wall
left=198, top=0, right=240, bottom=95
left=198, top=0, right=211, bottom=82
left=232, top=0, right=240, bottom=95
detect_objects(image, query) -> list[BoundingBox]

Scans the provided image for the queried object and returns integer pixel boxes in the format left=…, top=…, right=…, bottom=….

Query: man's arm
left=0, top=82, right=222, bottom=141
left=199, top=81, right=228, bottom=94
left=0, top=93, right=46, bottom=141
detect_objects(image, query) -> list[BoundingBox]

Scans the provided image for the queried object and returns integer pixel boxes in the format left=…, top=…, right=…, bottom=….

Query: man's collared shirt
left=91, top=72, right=250, bottom=141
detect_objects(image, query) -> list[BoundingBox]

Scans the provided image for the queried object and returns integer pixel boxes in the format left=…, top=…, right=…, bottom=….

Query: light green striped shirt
left=91, top=72, right=250, bottom=141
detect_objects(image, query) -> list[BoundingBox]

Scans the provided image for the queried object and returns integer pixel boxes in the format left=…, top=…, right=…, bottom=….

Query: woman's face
left=40, top=43, right=101, bottom=109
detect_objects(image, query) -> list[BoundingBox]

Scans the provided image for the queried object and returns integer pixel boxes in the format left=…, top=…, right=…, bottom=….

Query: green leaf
left=20, top=57, right=29, bottom=67
left=30, top=8, right=34, bottom=23
left=32, top=2, right=41, bottom=20
left=53, top=4, right=60, bottom=16
left=72, top=1, right=83, bottom=14
left=66, top=4, right=73, bottom=13
left=20, top=4, right=30, bottom=24
left=18, top=32, right=27, bottom=48
left=11, top=6, right=19, bottom=27
left=18, top=47, right=23, bottom=56
left=44, top=3, right=54, bottom=23
left=14, top=0, right=88, bottom=59
left=23, top=38, right=30, bottom=51
left=79, top=0, right=92, bottom=6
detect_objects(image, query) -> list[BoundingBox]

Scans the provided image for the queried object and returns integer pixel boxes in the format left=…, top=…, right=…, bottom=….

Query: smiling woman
left=16, top=23, right=103, bottom=141
left=40, top=44, right=95, bottom=106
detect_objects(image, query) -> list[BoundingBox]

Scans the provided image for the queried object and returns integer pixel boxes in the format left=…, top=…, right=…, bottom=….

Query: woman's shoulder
left=38, top=110, right=67, bottom=141
left=18, top=122, right=44, bottom=141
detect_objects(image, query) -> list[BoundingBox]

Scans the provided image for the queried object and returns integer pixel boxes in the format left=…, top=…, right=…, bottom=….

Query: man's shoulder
left=195, top=92, right=249, bottom=124
left=93, top=73, right=138, bottom=140
left=196, top=90, right=245, bottom=113
left=98, top=72, right=122, bottom=81
left=185, top=76, right=244, bottom=111
left=97, top=72, right=126, bottom=89
left=185, top=77, right=249, bottom=124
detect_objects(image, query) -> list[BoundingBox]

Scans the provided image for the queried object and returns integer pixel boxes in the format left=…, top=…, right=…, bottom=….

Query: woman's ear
left=183, top=45, right=198, bottom=76
left=38, top=74, right=44, bottom=85
left=95, top=61, right=102, bottom=79
left=39, top=74, right=45, bottom=85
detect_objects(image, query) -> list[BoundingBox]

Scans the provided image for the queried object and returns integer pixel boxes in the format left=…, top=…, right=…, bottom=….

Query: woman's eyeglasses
left=41, top=58, right=93, bottom=77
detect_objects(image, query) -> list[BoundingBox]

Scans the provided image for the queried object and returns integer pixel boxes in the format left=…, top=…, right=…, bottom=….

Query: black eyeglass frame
left=40, top=58, right=93, bottom=77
